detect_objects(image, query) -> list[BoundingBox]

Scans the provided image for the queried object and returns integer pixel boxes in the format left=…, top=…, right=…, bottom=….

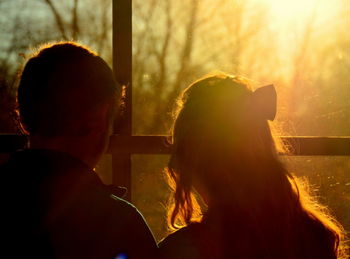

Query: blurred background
left=0, top=0, right=349, bottom=241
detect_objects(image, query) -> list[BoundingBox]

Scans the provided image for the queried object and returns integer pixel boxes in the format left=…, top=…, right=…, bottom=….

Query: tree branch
left=71, top=0, right=79, bottom=40
left=43, top=0, right=68, bottom=40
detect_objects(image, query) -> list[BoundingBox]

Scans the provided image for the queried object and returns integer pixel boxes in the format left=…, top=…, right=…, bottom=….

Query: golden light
left=254, top=0, right=337, bottom=27
left=249, top=0, right=339, bottom=74
left=264, top=0, right=320, bottom=20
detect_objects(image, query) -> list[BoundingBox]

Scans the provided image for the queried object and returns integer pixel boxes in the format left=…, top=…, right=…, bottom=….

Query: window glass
left=132, top=155, right=170, bottom=241
left=284, top=156, right=350, bottom=232
left=0, top=0, right=112, bottom=132
left=132, top=0, right=350, bottom=241
left=132, top=0, right=350, bottom=136
left=1, top=0, right=349, bottom=245
left=132, top=155, right=350, bottom=242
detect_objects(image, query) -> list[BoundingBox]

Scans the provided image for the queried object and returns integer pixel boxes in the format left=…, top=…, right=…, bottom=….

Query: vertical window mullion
left=112, top=0, right=132, bottom=201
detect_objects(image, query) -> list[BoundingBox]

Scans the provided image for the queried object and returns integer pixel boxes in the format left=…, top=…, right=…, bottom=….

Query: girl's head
left=167, top=73, right=287, bottom=225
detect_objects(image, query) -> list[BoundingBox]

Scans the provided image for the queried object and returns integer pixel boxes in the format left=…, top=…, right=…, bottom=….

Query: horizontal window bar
left=2, top=134, right=350, bottom=156
left=108, top=135, right=350, bottom=156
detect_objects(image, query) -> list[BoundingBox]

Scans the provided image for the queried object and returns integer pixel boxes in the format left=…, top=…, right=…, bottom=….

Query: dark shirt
left=0, top=149, right=158, bottom=259
left=159, top=222, right=223, bottom=259
left=159, top=214, right=338, bottom=259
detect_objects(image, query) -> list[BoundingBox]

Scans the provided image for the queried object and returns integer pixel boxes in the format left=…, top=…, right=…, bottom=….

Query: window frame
left=1, top=0, right=350, bottom=201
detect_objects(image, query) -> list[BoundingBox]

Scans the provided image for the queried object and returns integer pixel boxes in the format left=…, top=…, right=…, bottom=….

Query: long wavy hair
left=166, top=73, right=348, bottom=258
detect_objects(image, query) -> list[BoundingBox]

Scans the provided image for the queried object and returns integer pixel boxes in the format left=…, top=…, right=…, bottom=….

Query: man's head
left=17, top=42, right=119, bottom=166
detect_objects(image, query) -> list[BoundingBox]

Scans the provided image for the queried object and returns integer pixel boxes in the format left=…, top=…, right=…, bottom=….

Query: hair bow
left=252, top=84, right=277, bottom=121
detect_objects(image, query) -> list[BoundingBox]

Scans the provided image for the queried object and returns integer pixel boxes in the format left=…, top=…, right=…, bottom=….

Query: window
left=1, top=0, right=349, bottom=242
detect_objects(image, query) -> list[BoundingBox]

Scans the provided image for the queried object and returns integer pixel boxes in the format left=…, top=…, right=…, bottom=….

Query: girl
left=159, top=74, right=348, bottom=259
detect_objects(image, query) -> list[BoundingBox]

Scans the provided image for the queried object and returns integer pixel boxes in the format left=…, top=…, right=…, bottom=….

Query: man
left=0, top=42, right=158, bottom=258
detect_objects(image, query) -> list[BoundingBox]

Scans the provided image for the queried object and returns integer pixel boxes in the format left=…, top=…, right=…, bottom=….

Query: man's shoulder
left=0, top=152, right=18, bottom=171
left=90, top=189, right=159, bottom=257
left=86, top=185, right=148, bottom=228
left=0, top=150, right=51, bottom=178
left=0, top=151, right=32, bottom=187
left=108, top=192, right=139, bottom=216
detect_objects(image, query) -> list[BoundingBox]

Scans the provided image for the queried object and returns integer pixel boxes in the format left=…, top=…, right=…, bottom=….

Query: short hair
left=17, top=42, right=119, bottom=136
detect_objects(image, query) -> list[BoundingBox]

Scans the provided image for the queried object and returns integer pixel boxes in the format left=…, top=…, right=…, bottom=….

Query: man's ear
left=79, top=103, right=112, bottom=136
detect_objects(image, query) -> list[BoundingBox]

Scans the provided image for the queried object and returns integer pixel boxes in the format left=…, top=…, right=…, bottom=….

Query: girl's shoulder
left=159, top=222, right=223, bottom=259
left=158, top=223, right=202, bottom=258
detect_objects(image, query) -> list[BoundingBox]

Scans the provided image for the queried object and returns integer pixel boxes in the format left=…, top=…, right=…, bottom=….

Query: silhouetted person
left=159, top=74, right=348, bottom=259
left=0, top=42, right=158, bottom=258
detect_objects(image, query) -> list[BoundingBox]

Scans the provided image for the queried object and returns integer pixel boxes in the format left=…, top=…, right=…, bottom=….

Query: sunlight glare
left=263, top=0, right=320, bottom=21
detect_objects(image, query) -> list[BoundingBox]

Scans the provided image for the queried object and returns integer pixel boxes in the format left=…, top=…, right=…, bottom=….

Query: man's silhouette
left=0, top=42, right=158, bottom=258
